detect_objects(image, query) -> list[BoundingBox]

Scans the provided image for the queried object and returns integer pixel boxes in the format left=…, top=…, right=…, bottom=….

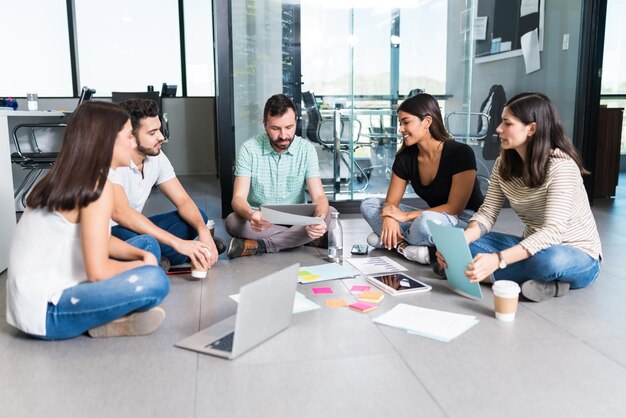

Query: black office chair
left=11, top=123, right=67, bottom=208
left=111, top=91, right=170, bottom=140
left=302, top=91, right=368, bottom=192
left=10, top=86, right=96, bottom=208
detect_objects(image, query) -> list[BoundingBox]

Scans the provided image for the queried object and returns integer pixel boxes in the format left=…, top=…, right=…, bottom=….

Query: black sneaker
left=305, top=232, right=329, bottom=249
left=213, top=236, right=227, bottom=255
left=521, top=280, right=570, bottom=302
left=158, top=257, right=171, bottom=272
left=432, top=262, right=446, bottom=279
left=227, top=238, right=260, bottom=259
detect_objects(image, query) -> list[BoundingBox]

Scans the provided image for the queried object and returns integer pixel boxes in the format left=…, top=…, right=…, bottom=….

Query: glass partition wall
left=222, top=0, right=584, bottom=212
left=299, top=2, right=456, bottom=202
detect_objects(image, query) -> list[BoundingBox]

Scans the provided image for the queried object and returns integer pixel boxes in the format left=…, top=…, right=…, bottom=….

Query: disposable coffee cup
left=492, top=280, right=521, bottom=321
left=206, top=220, right=215, bottom=238
left=191, top=247, right=211, bottom=279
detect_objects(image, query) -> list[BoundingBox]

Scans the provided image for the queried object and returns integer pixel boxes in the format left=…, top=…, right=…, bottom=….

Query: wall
left=447, top=0, right=584, bottom=138
left=9, top=96, right=217, bottom=211
left=10, top=96, right=217, bottom=176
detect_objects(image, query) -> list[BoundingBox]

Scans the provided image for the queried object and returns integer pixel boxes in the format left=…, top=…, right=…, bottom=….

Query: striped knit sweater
left=470, top=149, right=602, bottom=260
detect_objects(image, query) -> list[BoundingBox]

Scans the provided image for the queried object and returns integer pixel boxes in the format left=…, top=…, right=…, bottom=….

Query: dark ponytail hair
left=396, top=93, right=452, bottom=154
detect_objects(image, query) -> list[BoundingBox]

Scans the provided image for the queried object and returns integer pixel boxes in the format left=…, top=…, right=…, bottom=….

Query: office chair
left=302, top=91, right=368, bottom=193
left=111, top=91, right=170, bottom=140
left=9, top=86, right=96, bottom=208
left=11, top=123, right=67, bottom=208
left=444, top=85, right=507, bottom=194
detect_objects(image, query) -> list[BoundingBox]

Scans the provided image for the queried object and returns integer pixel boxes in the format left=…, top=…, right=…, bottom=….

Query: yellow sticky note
left=300, top=274, right=321, bottom=282
left=325, top=298, right=348, bottom=308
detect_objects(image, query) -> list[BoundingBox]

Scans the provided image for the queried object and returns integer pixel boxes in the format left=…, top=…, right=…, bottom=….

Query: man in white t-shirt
left=109, top=99, right=224, bottom=270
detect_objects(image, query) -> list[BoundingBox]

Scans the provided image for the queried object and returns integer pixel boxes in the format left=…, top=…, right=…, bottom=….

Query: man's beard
left=270, top=135, right=293, bottom=151
left=136, top=140, right=161, bottom=156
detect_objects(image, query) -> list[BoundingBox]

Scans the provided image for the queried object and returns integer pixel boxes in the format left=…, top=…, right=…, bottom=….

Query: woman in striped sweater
left=437, top=92, right=602, bottom=302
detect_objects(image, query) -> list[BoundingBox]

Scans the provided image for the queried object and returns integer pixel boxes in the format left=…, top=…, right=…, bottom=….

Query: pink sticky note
left=312, top=287, right=333, bottom=295
left=350, top=285, right=371, bottom=292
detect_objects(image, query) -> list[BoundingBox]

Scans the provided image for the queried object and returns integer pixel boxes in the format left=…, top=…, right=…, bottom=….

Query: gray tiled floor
left=1, top=174, right=625, bottom=418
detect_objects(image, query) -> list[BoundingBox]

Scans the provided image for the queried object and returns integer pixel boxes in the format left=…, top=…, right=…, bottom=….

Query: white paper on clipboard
left=260, top=204, right=323, bottom=226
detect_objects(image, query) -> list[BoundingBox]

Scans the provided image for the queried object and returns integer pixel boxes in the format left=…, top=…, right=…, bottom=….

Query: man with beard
left=109, top=99, right=225, bottom=271
left=225, top=94, right=333, bottom=259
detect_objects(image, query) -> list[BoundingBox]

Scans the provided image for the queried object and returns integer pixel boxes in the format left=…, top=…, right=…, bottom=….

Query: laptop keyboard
left=206, top=332, right=235, bottom=352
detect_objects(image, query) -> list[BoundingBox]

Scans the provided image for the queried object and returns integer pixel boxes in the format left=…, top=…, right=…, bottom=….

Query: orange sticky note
left=358, top=290, right=384, bottom=303
left=325, top=298, right=348, bottom=308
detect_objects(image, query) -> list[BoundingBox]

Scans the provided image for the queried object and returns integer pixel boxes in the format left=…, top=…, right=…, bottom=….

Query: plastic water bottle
left=327, top=212, right=343, bottom=261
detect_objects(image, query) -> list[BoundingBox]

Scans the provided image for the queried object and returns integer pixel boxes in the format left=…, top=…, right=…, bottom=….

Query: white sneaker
left=397, top=244, right=430, bottom=264
left=367, top=232, right=384, bottom=248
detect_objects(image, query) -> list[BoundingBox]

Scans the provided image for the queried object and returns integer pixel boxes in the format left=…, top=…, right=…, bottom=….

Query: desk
left=0, top=110, right=66, bottom=272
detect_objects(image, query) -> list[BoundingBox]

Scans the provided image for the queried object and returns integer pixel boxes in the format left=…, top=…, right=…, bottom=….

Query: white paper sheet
left=230, top=291, right=320, bottom=314
left=473, top=16, right=488, bottom=40
left=345, top=256, right=408, bottom=275
left=521, top=29, right=541, bottom=74
left=520, top=0, right=539, bottom=17
left=260, top=206, right=323, bottom=226
left=373, top=303, right=479, bottom=342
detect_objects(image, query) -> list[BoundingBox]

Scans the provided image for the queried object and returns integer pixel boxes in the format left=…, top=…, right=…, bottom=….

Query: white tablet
left=366, top=273, right=432, bottom=296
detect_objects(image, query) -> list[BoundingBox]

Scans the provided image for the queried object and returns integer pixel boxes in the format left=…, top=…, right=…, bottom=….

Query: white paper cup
left=492, top=280, right=521, bottom=321
left=191, top=248, right=211, bottom=279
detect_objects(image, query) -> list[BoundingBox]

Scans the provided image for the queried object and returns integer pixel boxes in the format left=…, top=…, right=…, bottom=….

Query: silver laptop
left=175, top=264, right=299, bottom=359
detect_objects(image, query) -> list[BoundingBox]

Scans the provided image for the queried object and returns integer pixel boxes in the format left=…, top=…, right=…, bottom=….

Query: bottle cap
left=331, top=212, right=340, bottom=219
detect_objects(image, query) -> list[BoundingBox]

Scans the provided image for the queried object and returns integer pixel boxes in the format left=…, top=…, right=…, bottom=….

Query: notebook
left=175, top=264, right=298, bottom=359
left=260, top=203, right=322, bottom=226
left=427, top=221, right=483, bottom=300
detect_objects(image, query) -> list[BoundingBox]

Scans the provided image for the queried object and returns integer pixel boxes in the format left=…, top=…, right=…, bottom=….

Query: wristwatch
left=496, top=252, right=507, bottom=269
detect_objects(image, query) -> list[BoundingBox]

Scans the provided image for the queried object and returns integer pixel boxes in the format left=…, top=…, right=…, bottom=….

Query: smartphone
left=351, top=243, right=369, bottom=255
left=166, top=266, right=192, bottom=275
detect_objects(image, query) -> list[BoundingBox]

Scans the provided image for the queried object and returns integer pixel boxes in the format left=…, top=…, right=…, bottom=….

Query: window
left=184, top=0, right=215, bottom=96
left=0, top=0, right=72, bottom=97
left=74, top=0, right=182, bottom=96
left=601, top=0, right=626, bottom=153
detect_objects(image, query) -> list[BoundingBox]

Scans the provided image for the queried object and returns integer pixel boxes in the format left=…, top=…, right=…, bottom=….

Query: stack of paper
left=345, top=256, right=408, bottom=275
left=372, top=303, right=479, bottom=342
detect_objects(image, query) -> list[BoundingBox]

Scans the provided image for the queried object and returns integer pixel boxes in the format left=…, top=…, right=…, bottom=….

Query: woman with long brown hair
left=437, top=92, right=602, bottom=302
left=7, top=101, right=169, bottom=339
left=361, top=93, right=484, bottom=264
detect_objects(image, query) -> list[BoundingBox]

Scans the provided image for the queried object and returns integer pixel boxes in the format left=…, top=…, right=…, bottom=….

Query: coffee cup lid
left=493, top=280, right=520, bottom=295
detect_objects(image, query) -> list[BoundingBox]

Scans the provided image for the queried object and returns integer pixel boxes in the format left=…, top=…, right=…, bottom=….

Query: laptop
left=427, top=221, right=483, bottom=300
left=175, top=264, right=299, bottom=359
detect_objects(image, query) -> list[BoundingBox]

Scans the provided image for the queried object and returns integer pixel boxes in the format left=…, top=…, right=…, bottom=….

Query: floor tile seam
left=370, top=319, right=451, bottom=418
left=198, top=351, right=406, bottom=372
left=580, top=338, right=626, bottom=370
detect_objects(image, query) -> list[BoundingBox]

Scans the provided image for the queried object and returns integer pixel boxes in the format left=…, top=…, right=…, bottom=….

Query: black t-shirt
left=392, top=140, right=484, bottom=211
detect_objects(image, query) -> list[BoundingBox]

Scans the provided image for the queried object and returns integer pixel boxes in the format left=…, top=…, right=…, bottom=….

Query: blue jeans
left=111, top=209, right=208, bottom=265
left=42, top=235, right=170, bottom=340
left=470, top=232, right=601, bottom=289
left=360, top=197, right=473, bottom=247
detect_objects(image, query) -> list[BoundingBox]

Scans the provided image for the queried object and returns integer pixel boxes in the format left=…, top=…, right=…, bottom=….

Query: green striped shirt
left=235, top=133, right=320, bottom=210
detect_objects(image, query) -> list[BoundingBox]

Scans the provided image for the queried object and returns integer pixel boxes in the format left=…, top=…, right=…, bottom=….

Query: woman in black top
left=360, top=93, right=484, bottom=264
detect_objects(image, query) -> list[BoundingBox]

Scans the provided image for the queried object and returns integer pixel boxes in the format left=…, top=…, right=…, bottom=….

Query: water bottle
left=327, top=212, right=343, bottom=261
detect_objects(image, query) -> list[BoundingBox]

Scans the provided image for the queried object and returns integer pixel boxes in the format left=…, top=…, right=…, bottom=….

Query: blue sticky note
left=428, top=221, right=483, bottom=300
